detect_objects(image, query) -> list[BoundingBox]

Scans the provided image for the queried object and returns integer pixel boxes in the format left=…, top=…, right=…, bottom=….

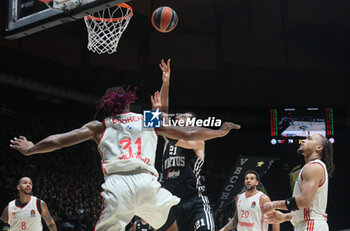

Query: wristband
left=285, top=197, right=299, bottom=211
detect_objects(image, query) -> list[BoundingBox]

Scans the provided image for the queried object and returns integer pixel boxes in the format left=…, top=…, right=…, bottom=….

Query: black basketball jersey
left=135, top=219, right=153, bottom=231
left=161, top=138, right=206, bottom=200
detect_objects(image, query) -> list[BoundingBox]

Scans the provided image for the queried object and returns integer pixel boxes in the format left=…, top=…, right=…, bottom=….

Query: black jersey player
left=157, top=59, right=241, bottom=231
left=131, top=218, right=154, bottom=231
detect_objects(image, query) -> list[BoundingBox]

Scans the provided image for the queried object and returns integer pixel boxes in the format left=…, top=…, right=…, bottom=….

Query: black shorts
left=174, top=195, right=215, bottom=231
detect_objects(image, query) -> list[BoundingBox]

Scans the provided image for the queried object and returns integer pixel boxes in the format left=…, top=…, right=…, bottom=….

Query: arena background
left=1, top=0, right=350, bottom=230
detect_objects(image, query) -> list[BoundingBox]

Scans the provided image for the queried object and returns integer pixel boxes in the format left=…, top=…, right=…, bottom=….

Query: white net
left=84, top=4, right=133, bottom=54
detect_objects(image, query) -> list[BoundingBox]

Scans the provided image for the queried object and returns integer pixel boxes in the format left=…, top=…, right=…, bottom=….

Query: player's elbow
left=180, top=131, right=197, bottom=141
left=48, top=135, right=65, bottom=147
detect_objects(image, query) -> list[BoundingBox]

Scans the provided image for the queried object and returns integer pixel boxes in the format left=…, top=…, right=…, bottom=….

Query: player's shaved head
left=17, top=177, right=32, bottom=185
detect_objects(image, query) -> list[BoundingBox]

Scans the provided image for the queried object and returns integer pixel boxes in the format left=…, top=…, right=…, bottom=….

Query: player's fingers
left=167, top=59, right=171, bottom=67
left=232, top=123, right=241, bottom=129
left=19, top=136, right=26, bottom=140
left=10, top=139, right=21, bottom=145
left=9, top=144, right=20, bottom=149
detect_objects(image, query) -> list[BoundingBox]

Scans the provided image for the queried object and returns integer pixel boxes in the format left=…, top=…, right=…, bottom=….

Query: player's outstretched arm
left=262, top=163, right=323, bottom=213
left=1, top=206, right=8, bottom=225
left=41, top=201, right=57, bottom=231
left=151, top=91, right=240, bottom=141
left=159, top=58, right=171, bottom=114
left=10, top=120, right=104, bottom=156
left=158, top=122, right=240, bottom=141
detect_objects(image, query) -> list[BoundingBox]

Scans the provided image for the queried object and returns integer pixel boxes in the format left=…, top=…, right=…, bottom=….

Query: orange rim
left=86, top=3, right=133, bottom=22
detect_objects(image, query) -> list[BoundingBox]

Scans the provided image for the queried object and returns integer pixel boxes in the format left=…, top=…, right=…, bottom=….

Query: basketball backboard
left=4, top=0, right=130, bottom=39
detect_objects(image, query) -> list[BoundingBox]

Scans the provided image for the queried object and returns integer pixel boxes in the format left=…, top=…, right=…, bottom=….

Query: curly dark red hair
left=94, top=86, right=138, bottom=119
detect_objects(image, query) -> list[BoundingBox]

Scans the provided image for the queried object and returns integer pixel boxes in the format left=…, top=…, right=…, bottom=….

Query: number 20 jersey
left=98, top=112, right=158, bottom=177
left=236, top=191, right=268, bottom=231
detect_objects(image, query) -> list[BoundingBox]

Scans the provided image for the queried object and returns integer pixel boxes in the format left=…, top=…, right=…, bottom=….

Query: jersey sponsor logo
left=112, top=116, right=142, bottom=124
left=238, top=221, right=255, bottom=228
left=164, top=156, right=185, bottom=169
left=166, top=169, right=180, bottom=179
left=30, top=209, right=35, bottom=217
left=251, top=201, right=256, bottom=208
left=12, top=212, right=16, bottom=219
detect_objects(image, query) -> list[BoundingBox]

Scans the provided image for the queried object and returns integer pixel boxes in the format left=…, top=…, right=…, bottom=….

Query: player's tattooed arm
left=219, top=207, right=238, bottom=231
left=284, top=213, right=292, bottom=220
left=10, top=120, right=104, bottom=155
left=41, top=201, right=57, bottom=231
left=219, top=195, right=240, bottom=231
left=1, top=206, right=8, bottom=224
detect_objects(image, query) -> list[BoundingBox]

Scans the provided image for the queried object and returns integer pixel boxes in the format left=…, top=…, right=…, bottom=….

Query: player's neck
left=245, top=189, right=258, bottom=197
left=121, top=108, right=130, bottom=113
left=305, top=153, right=320, bottom=164
left=19, top=194, right=31, bottom=204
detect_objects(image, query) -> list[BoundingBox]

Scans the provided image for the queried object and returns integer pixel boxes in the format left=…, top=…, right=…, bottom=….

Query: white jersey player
left=1, top=177, right=57, bottom=231
left=219, top=170, right=279, bottom=231
left=263, top=134, right=335, bottom=231
left=10, top=86, right=240, bottom=231
left=291, top=159, right=328, bottom=230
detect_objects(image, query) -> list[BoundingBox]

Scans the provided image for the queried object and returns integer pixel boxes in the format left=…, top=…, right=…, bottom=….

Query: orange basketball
left=151, top=6, right=178, bottom=33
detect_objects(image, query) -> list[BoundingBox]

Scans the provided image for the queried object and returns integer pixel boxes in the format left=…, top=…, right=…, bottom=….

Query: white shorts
left=94, top=172, right=180, bottom=231
left=294, top=220, right=328, bottom=231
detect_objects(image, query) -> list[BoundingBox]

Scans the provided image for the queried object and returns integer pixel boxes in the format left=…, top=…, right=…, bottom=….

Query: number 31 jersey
left=98, top=112, right=158, bottom=177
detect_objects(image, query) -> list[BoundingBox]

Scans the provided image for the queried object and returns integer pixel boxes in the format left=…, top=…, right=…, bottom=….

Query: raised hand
left=159, top=59, right=171, bottom=84
left=218, top=122, right=241, bottom=137
left=10, top=136, right=34, bottom=156
left=151, top=91, right=161, bottom=110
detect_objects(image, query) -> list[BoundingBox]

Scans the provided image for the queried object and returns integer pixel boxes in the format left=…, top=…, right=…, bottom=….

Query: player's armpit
left=41, top=201, right=57, bottom=231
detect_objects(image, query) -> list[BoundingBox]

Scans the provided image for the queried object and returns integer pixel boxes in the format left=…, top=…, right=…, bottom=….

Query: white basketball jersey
left=98, top=112, right=158, bottom=177
left=8, top=196, right=42, bottom=231
left=291, top=159, right=328, bottom=226
left=236, top=191, right=268, bottom=231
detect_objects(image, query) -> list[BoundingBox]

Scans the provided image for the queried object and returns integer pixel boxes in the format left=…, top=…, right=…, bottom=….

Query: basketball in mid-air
left=151, top=6, right=178, bottom=33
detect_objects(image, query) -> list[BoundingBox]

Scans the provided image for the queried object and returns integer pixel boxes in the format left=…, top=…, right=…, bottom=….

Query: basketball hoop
left=84, top=3, right=133, bottom=54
